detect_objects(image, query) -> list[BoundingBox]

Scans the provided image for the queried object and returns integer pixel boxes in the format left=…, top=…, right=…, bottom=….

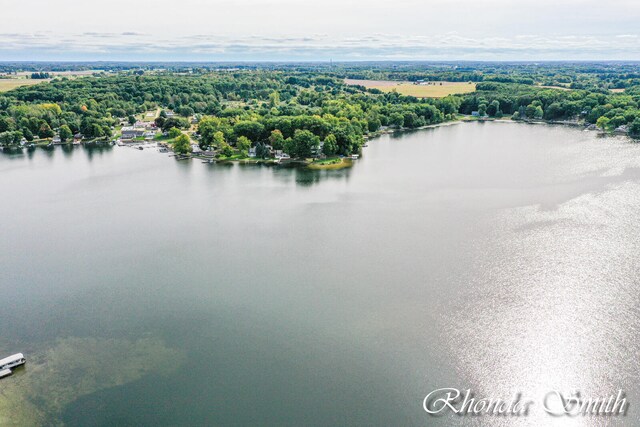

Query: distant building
left=311, top=140, right=324, bottom=157
left=614, top=125, right=629, bottom=135
left=121, top=126, right=145, bottom=140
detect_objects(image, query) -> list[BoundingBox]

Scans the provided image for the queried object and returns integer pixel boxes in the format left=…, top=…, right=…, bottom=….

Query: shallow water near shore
left=1, top=121, right=640, bottom=426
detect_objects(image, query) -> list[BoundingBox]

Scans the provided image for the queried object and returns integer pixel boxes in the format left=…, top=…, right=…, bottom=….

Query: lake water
left=2, top=121, right=640, bottom=426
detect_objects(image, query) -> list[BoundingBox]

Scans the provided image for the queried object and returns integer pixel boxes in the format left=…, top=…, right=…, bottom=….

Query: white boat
left=0, top=353, right=26, bottom=371
left=351, top=154, right=359, bottom=160
left=0, top=369, right=12, bottom=379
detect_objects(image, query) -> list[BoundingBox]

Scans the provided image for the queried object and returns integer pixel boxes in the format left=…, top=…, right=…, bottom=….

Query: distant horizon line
left=2, top=59, right=640, bottom=64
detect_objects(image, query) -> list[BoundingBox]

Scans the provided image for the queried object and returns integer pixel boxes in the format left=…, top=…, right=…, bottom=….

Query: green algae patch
left=0, top=337, right=185, bottom=426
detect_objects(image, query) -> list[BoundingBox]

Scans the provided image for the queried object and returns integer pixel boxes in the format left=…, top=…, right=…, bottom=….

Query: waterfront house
left=52, top=135, right=61, bottom=144
left=121, top=126, right=145, bottom=140
left=248, top=147, right=257, bottom=157
left=614, top=125, right=629, bottom=135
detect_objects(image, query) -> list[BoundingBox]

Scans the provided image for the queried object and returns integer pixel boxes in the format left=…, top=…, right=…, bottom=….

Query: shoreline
left=2, top=117, right=635, bottom=160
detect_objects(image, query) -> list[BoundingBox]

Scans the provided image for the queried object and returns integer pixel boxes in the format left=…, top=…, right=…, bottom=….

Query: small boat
left=138, top=146, right=144, bottom=150
left=0, top=353, right=26, bottom=376
left=0, top=369, right=12, bottom=379
left=351, top=154, right=359, bottom=160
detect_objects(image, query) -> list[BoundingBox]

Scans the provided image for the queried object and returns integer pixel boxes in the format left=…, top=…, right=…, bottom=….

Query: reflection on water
left=1, top=122, right=640, bottom=426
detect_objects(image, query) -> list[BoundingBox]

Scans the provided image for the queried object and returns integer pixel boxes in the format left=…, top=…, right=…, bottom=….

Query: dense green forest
left=1, top=62, right=640, bottom=154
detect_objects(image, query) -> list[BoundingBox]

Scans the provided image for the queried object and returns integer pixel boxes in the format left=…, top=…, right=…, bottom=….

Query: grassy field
left=140, top=108, right=161, bottom=122
left=344, top=79, right=476, bottom=98
left=0, top=79, right=50, bottom=92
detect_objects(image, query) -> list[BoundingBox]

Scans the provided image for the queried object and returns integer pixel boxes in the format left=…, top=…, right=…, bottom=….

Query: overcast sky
left=2, top=0, right=639, bottom=61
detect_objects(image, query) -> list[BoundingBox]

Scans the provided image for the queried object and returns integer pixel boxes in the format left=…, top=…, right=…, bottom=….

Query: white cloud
left=1, top=0, right=639, bottom=60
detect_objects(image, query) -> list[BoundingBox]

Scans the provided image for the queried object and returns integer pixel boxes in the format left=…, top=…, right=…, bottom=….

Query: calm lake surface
left=2, top=121, right=640, bottom=426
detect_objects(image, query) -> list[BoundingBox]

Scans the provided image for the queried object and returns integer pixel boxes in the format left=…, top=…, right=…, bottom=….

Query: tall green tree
left=629, top=118, right=640, bottom=138
left=322, top=134, right=338, bottom=156
left=172, top=134, right=192, bottom=155
left=59, top=124, right=73, bottom=141
left=286, top=129, right=319, bottom=158
left=236, top=136, right=252, bottom=156
left=596, top=116, right=610, bottom=131
left=268, top=129, right=285, bottom=150
left=168, top=127, right=182, bottom=139
left=269, top=91, right=280, bottom=108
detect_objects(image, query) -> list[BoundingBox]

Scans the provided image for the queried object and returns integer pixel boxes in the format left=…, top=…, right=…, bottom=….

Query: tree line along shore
left=1, top=63, right=640, bottom=163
